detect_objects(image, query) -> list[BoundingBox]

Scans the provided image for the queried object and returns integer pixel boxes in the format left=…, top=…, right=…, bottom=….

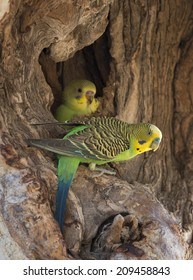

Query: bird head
left=63, top=79, right=97, bottom=112
left=132, top=123, right=162, bottom=154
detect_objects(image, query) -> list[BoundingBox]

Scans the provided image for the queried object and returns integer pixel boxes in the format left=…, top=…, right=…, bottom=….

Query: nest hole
left=38, top=31, right=111, bottom=116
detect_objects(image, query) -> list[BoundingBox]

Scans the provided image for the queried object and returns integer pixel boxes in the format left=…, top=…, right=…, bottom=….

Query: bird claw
left=89, top=163, right=116, bottom=177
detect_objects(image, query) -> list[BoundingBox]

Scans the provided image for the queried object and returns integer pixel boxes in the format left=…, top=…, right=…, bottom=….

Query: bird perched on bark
left=28, top=117, right=162, bottom=233
left=54, top=79, right=99, bottom=121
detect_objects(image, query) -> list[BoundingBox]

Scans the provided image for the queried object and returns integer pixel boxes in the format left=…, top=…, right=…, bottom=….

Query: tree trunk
left=0, top=0, right=192, bottom=259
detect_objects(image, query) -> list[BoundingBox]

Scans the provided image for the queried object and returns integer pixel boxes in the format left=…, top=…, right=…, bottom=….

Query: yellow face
left=63, top=80, right=97, bottom=113
left=132, top=124, right=162, bottom=154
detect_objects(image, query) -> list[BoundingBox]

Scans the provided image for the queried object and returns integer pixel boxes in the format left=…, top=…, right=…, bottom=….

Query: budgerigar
left=28, top=117, right=162, bottom=233
left=54, top=79, right=99, bottom=121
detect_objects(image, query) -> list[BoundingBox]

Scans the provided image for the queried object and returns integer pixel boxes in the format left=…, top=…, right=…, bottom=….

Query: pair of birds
left=28, top=80, right=162, bottom=234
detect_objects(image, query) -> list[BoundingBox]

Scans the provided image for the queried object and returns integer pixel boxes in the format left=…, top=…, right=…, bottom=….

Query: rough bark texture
left=0, top=0, right=192, bottom=259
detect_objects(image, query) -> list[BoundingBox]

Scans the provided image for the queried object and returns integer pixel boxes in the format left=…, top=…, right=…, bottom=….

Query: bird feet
left=89, top=163, right=116, bottom=178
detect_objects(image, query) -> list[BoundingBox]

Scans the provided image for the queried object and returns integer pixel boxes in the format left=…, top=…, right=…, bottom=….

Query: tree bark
left=0, top=0, right=192, bottom=259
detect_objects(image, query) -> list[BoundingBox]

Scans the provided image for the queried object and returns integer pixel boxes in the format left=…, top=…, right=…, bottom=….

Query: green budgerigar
left=28, top=117, right=162, bottom=233
left=55, top=79, right=99, bottom=121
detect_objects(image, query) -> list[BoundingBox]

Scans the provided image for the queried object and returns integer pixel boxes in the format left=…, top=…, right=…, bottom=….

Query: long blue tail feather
left=55, top=156, right=80, bottom=233
left=55, top=178, right=73, bottom=233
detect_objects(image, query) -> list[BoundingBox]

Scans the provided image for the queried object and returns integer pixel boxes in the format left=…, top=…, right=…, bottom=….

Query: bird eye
left=147, top=131, right=152, bottom=135
left=78, top=88, right=82, bottom=93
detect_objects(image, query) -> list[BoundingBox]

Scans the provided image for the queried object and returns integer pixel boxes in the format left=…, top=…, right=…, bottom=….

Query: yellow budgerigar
left=54, top=79, right=99, bottom=121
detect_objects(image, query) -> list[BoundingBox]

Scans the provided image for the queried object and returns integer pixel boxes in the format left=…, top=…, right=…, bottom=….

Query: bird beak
left=86, top=91, right=95, bottom=104
left=150, top=137, right=161, bottom=151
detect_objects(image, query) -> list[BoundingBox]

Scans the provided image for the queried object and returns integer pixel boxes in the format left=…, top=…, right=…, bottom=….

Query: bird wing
left=27, top=122, right=130, bottom=161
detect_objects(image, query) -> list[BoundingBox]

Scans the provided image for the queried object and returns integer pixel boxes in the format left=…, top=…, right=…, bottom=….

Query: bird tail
left=55, top=156, right=80, bottom=233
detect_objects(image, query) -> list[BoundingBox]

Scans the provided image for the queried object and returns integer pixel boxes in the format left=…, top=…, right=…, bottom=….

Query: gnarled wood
left=0, top=0, right=192, bottom=259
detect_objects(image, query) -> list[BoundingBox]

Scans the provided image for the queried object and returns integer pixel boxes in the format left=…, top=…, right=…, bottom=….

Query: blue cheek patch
left=138, top=140, right=146, bottom=145
left=154, top=137, right=160, bottom=143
